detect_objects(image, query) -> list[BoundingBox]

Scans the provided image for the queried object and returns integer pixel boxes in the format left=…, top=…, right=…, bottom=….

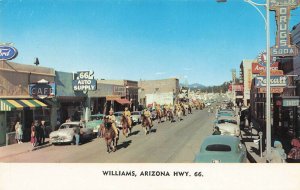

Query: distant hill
left=180, top=83, right=206, bottom=89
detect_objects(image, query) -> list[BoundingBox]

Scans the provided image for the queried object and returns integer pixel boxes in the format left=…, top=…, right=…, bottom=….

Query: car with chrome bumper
left=49, top=122, right=93, bottom=145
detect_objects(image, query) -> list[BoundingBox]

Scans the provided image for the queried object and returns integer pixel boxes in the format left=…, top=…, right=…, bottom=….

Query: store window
left=6, top=111, right=22, bottom=133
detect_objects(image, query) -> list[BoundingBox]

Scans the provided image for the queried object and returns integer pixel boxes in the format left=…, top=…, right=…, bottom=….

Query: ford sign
left=0, top=46, right=18, bottom=60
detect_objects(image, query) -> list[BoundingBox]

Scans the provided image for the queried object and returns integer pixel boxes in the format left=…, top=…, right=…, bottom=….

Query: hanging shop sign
left=270, top=0, right=300, bottom=57
left=229, top=84, right=244, bottom=92
left=113, top=86, right=126, bottom=96
left=255, top=75, right=287, bottom=87
left=0, top=45, right=18, bottom=60
left=29, top=79, right=56, bottom=99
left=252, top=52, right=279, bottom=74
left=72, top=71, right=97, bottom=91
left=258, top=87, right=284, bottom=94
left=259, top=70, right=284, bottom=76
left=282, top=96, right=300, bottom=107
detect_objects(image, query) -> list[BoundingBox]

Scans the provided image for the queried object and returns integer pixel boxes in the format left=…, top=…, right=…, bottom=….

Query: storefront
left=0, top=61, right=54, bottom=146
left=55, top=71, right=86, bottom=124
left=0, top=99, right=48, bottom=145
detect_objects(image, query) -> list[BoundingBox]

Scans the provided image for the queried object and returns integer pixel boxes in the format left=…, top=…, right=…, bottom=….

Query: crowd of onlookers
left=14, top=120, right=49, bottom=147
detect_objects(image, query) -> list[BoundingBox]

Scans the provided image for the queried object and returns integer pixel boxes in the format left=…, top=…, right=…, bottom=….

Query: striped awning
left=0, top=99, right=47, bottom=111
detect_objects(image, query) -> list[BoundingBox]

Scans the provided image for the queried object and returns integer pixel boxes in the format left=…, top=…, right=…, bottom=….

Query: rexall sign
left=0, top=45, right=18, bottom=60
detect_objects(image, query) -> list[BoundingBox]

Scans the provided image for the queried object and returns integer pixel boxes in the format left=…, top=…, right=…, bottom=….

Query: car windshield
left=205, top=144, right=231, bottom=152
left=217, top=120, right=237, bottom=125
left=90, top=116, right=103, bottom=121
left=131, top=112, right=140, bottom=115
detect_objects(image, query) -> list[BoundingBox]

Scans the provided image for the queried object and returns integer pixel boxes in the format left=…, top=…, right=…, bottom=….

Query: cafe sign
left=72, top=71, right=97, bottom=91
left=255, top=75, right=287, bottom=87
left=29, top=79, right=56, bottom=99
left=270, top=0, right=300, bottom=57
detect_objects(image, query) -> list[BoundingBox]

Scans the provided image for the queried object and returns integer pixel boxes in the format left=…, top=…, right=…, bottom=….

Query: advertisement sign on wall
left=255, top=75, right=287, bottom=87
left=0, top=45, right=18, bottom=60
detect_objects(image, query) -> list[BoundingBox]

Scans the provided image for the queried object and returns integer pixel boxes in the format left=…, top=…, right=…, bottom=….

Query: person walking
left=74, top=125, right=80, bottom=146
left=30, top=122, right=36, bottom=147
left=15, top=122, right=23, bottom=144
left=34, top=120, right=42, bottom=146
left=40, top=120, right=46, bottom=144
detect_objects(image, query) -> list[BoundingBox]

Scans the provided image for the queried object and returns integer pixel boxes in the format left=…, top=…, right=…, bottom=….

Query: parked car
left=114, top=112, right=123, bottom=128
left=216, top=110, right=235, bottom=118
left=86, top=114, right=104, bottom=135
left=216, top=122, right=240, bottom=137
left=214, top=116, right=238, bottom=126
left=49, top=122, right=93, bottom=145
left=194, top=135, right=247, bottom=163
left=131, top=111, right=141, bottom=124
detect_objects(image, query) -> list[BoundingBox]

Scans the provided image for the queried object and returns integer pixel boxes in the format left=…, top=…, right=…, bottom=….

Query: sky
left=0, top=0, right=300, bottom=86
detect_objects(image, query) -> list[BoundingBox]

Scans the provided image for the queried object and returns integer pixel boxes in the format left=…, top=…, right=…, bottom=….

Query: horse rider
left=123, top=106, right=132, bottom=126
left=108, top=108, right=118, bottom=139
left=143, top=108, right=153, bottom=127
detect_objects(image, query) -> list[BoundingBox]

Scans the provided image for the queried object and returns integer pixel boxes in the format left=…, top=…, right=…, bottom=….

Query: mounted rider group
left=100, top=100, right=205, bottom=153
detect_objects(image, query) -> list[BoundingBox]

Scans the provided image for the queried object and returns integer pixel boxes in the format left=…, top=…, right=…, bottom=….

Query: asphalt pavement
left=0, top=108, right=215, bottom=163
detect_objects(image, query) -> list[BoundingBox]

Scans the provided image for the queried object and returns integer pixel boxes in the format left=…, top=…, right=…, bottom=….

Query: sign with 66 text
left=72, top=71, right=97, bottom=91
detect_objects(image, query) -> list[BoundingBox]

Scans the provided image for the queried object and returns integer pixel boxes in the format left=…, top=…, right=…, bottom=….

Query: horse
left=166, top=109, right=174, bottom=122
left=175, top=107, right=183, bottom=121
left=102, top=122, right=118, bottom=153
left=156, top=109, right=165, bottom=123
left=181, top=104, right=186, bottom=116
left=120, top=115, right=132, bottom=138
left=188, top=105, right=192, bottom=114
left=141, top=114, right=152, bottom=135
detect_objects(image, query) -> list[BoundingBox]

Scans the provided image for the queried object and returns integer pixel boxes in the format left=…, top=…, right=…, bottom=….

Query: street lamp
left=218, top=0, right=272, bottom=162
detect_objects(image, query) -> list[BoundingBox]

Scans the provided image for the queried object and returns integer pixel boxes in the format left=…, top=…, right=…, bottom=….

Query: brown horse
left=141, top=114, right=152, bottom=135
left=156, top=109, right=165, bottom=123
left=120, top=115, right=132, bottom=138
left=102, top=122, right=118, bottom=153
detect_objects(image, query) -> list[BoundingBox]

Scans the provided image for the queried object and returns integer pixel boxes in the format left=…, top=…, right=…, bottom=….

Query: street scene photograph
left=0, top=0, right=300, bottom=165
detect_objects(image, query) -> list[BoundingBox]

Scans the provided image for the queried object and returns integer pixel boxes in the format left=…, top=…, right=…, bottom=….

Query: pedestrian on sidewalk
left=14, top=122, right=23, bottom=144
left=74, top=125, right=80, bottom=146
left=270, top=141, right=286, bottom=163
left=34, top=120, right=42, bottom=146
left=287, top=138, right=300, bottom=163
left=40, top=120, right=46, bottom=144
left=30, top=122, right=36, bottom=147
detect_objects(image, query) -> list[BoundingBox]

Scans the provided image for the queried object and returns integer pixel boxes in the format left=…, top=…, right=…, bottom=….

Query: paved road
left=1, top=108, right=215, bottom=163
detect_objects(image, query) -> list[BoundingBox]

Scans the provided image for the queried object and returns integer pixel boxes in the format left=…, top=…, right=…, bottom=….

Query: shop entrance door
left=24, top=110, right=33, bottom=142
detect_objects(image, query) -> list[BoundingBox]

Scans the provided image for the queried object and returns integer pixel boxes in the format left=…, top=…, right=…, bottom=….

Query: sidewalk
left=0, top=139, right=52, bottom=160
left=241, top=129, right=267, bottom=163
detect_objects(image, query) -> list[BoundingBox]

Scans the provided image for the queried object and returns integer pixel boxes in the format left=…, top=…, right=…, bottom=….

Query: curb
left=32, top=143, right=53, bottom=151
left=0, top=142, right=53, bottom=160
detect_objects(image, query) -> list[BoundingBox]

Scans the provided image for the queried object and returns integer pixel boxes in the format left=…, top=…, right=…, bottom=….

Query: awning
left=115, top=99, right=131, bottom=105
left=0, top=99, right=47, bottom=111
